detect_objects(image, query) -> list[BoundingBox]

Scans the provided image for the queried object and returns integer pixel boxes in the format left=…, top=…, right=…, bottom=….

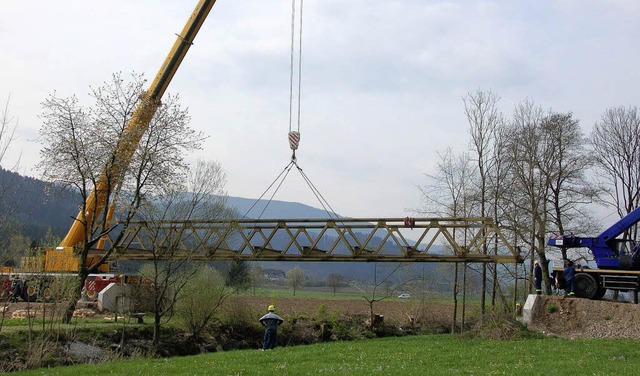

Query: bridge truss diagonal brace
left=99, top=217, right=522, bottom=264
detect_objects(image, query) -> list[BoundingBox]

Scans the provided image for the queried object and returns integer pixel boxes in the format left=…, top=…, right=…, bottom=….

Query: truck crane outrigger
left=0, top=0, right=218, bottom=302
left=547, top=206, right=640, bottom=302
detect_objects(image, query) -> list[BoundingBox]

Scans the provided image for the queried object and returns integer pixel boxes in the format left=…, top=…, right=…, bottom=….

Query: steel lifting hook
left=288, top=131, right=300, bottom=161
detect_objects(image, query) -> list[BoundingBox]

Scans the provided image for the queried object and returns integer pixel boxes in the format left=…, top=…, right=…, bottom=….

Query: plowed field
left=226, top=295, right=456, bottom=327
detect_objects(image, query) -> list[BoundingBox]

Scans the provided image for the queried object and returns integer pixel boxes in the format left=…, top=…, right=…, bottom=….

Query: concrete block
left=522, top=294, right=539, bottom=324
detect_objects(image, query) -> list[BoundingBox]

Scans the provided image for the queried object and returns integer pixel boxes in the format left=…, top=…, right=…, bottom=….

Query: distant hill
left=0, top=169, right=439, bottom=281
left=0, top=168, right=78, bottom=243
left=226, top=197, right=340, bottom=219
left=0, top=168, right=342, bottom=242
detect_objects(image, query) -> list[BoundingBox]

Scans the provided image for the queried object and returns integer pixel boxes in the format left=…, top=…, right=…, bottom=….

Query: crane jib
left=60, top=0, right=219, bottom=249
left=150, top=0, right=218, bottom=100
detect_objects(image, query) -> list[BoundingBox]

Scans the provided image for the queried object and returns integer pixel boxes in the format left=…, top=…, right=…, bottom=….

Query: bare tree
left=591, top=106, right=640, bottom=226
left=37, top=72, right=207, bottom=323
left=0, top=95, right=26, bottom=267
left=249, top=264, right=266, bottom=295
left=286, top=266, right=305, bottom=296
left=542, top=112, right=601, bottom=264
left=0, top=94, right=19, bottom=167
left=417, top=148, right=476, bottom=327
left=484, top=121, right=516, bottom=310
left=503, top=102, right=596, bottom=296
left=135, top=159, right=235, bottom=346
left=325, top=273, right=344, bottom=296
left=418, top=148, right=476, bottom=217
left=464, top=89, right=502, bottom=313
left=352, top=263, right=412, bottom=329
left=504, top=99, right=549, bottom=298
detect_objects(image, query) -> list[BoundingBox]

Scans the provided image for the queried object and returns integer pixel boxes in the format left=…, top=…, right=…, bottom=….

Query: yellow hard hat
left=268, top=305, right=275, bottom=311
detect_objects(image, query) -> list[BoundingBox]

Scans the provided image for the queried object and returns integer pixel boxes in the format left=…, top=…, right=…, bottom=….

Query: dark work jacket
left=259, top=312, right=284, bottom=329
left=563, top=266, right=575, bottom=281
left=534, top=264, right=542, bottom=280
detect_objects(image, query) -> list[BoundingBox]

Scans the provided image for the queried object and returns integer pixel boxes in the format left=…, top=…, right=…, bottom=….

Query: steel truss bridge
left=96, top=217, right=522, bottom=264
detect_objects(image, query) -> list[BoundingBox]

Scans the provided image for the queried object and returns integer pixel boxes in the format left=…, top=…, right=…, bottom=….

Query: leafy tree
left=226, top=260, right=250, bottom=293
left=178, top=265, right=231, bottom=340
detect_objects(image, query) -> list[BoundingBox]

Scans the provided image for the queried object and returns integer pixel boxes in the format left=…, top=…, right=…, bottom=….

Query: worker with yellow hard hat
left=259, top=304, right=284, bottom=350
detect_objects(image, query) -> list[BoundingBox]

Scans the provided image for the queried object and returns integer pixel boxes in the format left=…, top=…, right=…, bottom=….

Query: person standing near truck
left=564, top=260, right=576, bottom=297
left=259, top=305, right=284, bottom=350
left=534, top=260, right=543, bottom=295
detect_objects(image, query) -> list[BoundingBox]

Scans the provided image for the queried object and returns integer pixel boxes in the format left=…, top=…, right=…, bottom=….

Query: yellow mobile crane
left=0, top=0, right=219, bottom=301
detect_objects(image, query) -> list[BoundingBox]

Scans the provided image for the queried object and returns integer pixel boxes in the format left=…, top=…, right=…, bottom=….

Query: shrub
left=464, top=313, right=542, bottom=340
left=177, top=266, right=230, bottom=339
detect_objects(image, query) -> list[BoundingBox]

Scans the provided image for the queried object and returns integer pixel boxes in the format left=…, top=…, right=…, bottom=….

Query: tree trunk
left=153, top=312, right=161, bottom=346
left=452, top=263, right=458, bottom=333
left=462, top=263, right=467, bottom=329
left=63, top=269, right=88, bottom=324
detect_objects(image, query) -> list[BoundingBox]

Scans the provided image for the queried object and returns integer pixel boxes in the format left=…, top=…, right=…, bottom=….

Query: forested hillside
left=0, top=169, right=440, bottom=282
left=0, top=168, right=341, bottom=244
left=0, top=168, right=77, bottom=243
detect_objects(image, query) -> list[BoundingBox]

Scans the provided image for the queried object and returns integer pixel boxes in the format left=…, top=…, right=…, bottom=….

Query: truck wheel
left=0, top=279, right=10, bottom=299
left=575, top=273, right=598, bottom=299
left=25, top=284, right=38, bottom=302
left=42, top=287, right=53, bottom=302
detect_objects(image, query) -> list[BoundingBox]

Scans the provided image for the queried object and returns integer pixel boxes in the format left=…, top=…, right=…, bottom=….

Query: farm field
left=12, top=334, right=640, bottom=375
left=230, top=288, right=465, bottom=326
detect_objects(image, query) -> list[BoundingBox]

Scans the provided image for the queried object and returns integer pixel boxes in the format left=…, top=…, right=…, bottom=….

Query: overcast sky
left=1, top=1, right=638, bottom=219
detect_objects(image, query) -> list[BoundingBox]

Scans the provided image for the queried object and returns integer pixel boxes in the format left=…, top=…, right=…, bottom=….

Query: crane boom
left=547, top=207, right=640, bottom=301
left=60, top=0, right=218, bottom=248
left=548, top=207, right=640, bottom=270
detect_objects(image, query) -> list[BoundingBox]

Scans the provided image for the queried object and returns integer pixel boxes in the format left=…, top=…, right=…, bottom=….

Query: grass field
left=246, top=287, right=366, bottom=300
left=245, top=286, right=463, bottom=304
left=13, top=334, right=640, bottom=375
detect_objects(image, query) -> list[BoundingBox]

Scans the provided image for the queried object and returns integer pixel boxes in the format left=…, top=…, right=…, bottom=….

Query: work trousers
left=263, top=326, right=278, bottom=349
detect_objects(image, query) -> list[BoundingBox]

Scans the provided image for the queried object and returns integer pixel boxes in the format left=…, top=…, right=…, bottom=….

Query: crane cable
left=294, top=162, right=340, bottom=220
left=242, top=158, right=340, bottom=221
left=241, top=160, right=296, bottom=220
left=243, top=0, right=341, bottom=222
left=288, top=0, right=303, bottom=161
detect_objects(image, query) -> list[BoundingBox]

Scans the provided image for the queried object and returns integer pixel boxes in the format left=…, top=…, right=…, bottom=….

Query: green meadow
left=14, top=334, right=640, bottom=375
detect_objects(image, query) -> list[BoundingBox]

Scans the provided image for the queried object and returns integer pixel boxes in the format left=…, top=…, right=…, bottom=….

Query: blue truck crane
left=547, top=206, right=640, bottom=302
